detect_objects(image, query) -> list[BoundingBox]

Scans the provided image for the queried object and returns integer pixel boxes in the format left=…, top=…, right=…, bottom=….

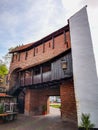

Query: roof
left=10, top=43, right=33, bottom=53
left=10, top=24, right=69, bottom=53
left=0, top=93, right=13, bottom=98
left=19, top=48, right=71, bottom=72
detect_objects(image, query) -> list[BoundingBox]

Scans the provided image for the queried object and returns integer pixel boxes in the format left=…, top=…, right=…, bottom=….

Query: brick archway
left=24, top=78, right=77, bottom=124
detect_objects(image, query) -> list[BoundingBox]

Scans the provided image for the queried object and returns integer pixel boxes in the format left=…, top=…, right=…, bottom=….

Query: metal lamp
left=61, top=60, right=67, bottom=74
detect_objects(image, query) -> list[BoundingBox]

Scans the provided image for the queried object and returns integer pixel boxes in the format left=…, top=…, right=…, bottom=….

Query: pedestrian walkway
left=0, top=107, right=78, bottom=130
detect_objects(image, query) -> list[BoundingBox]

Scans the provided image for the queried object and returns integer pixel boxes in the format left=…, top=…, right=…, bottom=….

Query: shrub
left=80, top=113, right=95, bottom=130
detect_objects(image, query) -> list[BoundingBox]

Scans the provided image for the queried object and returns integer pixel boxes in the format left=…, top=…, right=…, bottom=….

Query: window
left=13, top=52, right=17, bottom=60
left=49, top=42, right=51, bottom=48
left=36, top=48, right=38, bottom=53
left=25, top=51, right=28, bottom=60
left=18, top=53, right=20, bottom=61
left=33, top=67, right=40, bottom=75
left=15, top=54, right=17, bottom=60
left=33, top=48, right=35, bottom=56
left=64, top=31, right=66, bottom=44
left=52, top=37, right=54, bottom=49
left=42, top=63, right=51, bottom=73
left=12, top=53, right=18, bottom=62
left=43, top=44, right=45, bottom=53
left=12, top=54, right=14, bottom=62
left=64, top=31, right=68, bottom=48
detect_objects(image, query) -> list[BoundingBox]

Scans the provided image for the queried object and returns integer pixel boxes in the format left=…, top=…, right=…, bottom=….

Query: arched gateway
left=8, top=7, right=98, bottom=128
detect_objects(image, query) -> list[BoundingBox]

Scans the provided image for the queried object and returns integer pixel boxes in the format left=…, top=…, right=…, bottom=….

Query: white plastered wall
left=69, top=6, right=98, bottom=128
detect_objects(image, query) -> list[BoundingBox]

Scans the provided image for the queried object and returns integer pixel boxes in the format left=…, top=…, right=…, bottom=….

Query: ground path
left=0, top=107, right=77, bottom=130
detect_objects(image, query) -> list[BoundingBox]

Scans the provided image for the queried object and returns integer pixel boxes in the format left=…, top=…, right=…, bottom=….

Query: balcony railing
left=43, top=71, right=51, bottom=82
left=20, top=77, right=32, bottom=86
left=33, top=74, right=41, bottom=84
left=25, top=77, right=32, bottom=86
left=20, top=71, right=52, bottom=86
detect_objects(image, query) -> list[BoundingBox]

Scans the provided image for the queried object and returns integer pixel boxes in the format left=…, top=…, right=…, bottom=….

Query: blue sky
left=0, top=0, right=98, bottom=74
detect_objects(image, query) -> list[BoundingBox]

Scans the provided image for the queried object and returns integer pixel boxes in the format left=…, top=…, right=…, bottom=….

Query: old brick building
left=8, top=7, right=98, bottom=128
left=8, top=24, right=77, bottom=123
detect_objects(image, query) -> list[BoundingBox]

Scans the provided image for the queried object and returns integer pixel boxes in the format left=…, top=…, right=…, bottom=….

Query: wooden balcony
left=20, top=71, right=52, bottom=86
left=19, top=71, right=72, bottom=87
left=16, top=51, right=73, bottom=87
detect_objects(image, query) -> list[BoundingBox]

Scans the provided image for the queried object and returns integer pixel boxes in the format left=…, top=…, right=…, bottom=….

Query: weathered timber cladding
left=51, top=52, right=72, bottom=80
left=18, top=51, right=72, bottom=87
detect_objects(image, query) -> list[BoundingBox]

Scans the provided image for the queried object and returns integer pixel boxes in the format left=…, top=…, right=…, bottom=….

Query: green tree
left=0, top=64, right=8, bottom=78
left=80, top=113, right=95, bottom=130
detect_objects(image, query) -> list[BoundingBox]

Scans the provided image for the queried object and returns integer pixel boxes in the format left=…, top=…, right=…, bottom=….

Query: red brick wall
left=25, top=89, right=32, bottom=115
left=60, top=80, right=77, bottom=123
left=9, top=31, right=71, bottom=74
left=25, top=88, right=60, bottom=115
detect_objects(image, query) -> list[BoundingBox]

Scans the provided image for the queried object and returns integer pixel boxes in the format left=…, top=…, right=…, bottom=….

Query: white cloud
left=61, top=0, right=83, bottom=17
left=62, top=0, right=81, bottom=10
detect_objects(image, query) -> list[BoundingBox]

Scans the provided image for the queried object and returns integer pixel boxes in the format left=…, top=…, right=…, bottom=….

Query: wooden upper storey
left=9, top=24, right=71, bottom=74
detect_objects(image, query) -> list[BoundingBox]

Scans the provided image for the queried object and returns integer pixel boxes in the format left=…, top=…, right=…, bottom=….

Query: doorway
left=49, top=96, right=61, bottom=116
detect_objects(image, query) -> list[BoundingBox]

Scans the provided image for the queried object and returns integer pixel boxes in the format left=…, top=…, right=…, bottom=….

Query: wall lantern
left=61, top=60, right=67, bottom=74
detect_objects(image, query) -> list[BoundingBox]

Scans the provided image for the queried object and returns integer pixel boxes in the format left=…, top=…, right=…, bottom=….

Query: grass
left=50, top=104, right=61, bottom=109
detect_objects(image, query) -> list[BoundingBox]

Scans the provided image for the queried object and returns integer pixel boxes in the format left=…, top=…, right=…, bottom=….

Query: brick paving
left=0, top=107, right=78, bottom=130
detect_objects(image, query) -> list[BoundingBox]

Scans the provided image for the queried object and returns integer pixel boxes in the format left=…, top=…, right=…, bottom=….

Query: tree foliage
left=0, top=64, right=8, bottom=78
